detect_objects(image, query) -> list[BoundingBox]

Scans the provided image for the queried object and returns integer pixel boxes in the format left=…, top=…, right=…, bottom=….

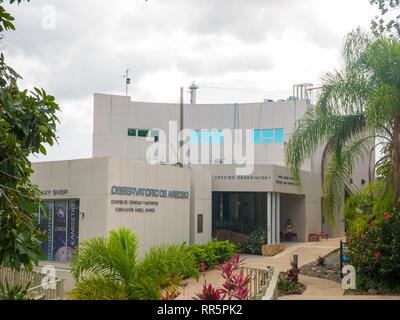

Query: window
left=128, top=128, right=159, bottom=142
left=197, top=214, right=204, bottom=234
left=190, top=130, right=223, bottom=145
left=254, top=129, right=284, bottom=144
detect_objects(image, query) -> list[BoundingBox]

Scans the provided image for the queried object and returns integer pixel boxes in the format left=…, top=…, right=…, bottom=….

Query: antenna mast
left=123, top=69, right=131, bottom=96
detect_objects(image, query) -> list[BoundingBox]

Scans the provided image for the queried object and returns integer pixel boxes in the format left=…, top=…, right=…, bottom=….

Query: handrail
left=0, top=266, right=64, bottom=300
left=240, top=265, right=274, bottom=300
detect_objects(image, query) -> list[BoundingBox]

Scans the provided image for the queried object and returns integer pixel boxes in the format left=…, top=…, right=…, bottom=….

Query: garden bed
left=343, top=289, right=400, bottom=296
left=277, top=275, right=306, bottom=297
left=299, top=249, right=341, bottom=284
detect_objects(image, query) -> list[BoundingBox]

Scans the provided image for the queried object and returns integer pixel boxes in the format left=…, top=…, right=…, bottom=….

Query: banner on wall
left=39, top=200, right=79, bottom=263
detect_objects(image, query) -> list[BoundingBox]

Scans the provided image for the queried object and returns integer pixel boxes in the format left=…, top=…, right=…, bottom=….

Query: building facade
left=31, top=92, right=371, bottom=263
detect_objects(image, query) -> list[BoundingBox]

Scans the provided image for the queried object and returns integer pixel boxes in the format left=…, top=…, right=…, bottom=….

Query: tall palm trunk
left=392, top=114, right=400, bottom=210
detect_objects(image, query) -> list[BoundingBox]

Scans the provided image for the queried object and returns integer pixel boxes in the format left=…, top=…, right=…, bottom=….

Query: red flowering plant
left=348, top=209, right=400, bottom=292
left=285, top=268, right=300, bottom=282
left=193, top=255, right=251, bottom=300
left=277, top=267, right=301, bottom=295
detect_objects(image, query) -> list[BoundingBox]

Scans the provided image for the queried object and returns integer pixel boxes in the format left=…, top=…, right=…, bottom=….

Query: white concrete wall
left=31, top=157, right=211, bottom=258
left=31, top=158, right=110, bottom=242
left=189, top=170, right=212, bottom=245
left=92, top=93, right=312, bottom=169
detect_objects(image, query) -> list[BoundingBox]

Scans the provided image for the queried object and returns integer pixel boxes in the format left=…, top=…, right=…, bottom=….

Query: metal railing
left=240, top=265, right=274, bottom=300
left=0, top=266, right=64, bottom=300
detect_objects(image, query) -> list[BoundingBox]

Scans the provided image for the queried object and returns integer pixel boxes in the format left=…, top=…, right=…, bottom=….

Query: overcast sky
left=3, top=0, right=378, bottom=162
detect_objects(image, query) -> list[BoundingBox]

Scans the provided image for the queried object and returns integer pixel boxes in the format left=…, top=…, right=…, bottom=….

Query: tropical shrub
left=240, top=229, right=268, bottom=255
left=0, top=281, right=30, bottom=300
left=316, top=256, right=325, bottom=266
left=278, top=268, right=303, bottom=295
left=344, top=182, right=395, bottom=236
left=193, top=254, right=250, bottom=300
left=347, top=209, right=400, bottom=292
left=70, top=228, right=199, bottom=300
left=187, top=240, right=238, bottom=270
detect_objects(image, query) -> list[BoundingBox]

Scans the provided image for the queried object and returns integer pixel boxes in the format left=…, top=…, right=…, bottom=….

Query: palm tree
left=285, top=28, right=400, bottom=225
left=70, top=227, right=199, bottom=300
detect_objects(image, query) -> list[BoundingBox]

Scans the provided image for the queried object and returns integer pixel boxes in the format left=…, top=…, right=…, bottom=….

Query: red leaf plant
left=193, top=254, right=251, bottom=300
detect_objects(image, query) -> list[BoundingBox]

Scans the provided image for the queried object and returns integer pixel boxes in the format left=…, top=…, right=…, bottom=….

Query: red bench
left=281, top=231, right=297, bottom=242
left=308, top=232, right=328, bottom=242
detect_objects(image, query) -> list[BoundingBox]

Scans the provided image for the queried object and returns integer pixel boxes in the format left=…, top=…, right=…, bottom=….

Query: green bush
left=240, top=229, right=268, bottom=255
left=348, top=209, right=400, bottom=292
left=344, top=182, right=395, bottom=236
left=187, top=240, right=238, bottom=270
left=70, top=228, right=199, bottom=300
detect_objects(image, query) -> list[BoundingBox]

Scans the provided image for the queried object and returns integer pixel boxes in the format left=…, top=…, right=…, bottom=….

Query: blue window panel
left=190, top=131, right=200, bottom=144
left=261, top=130, right=274, bottom=144
left=275, top=129, right=284, bottom=143
left=200, top=131, right=212, bottom=144
left=262, top=130, right=274, bottom=138
left=211, top=131, right=223, bottom=145
left=254, top=130, right=262, bottom=144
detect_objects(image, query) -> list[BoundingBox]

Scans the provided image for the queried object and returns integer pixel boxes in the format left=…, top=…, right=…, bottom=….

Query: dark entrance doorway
left=212, top=192, right=268, bottom=235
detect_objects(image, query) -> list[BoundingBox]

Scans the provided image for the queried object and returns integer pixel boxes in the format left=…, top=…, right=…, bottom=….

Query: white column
left=267, top=192, right=272, bottom=245
left=276, top=193, right=281, bottom=243
left=271, top=193, right=276, bottom=245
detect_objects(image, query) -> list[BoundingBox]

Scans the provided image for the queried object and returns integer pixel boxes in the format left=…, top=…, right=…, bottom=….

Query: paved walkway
left=279, top=275, right=400, bottom=300
left=178, top=238, right=400, bottom=300
left=241, top=237, right=342, bottom=271
left=178, top=238, right=342, bottom=300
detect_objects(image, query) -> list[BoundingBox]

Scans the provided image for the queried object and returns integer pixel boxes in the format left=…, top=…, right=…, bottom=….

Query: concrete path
left=279, top=275, right=400, bottom=300
left=178, top=238, right=343, bottom=300
left=241, top=237, right=342, bottom=272
left=178, top=237, right=400, bottom=300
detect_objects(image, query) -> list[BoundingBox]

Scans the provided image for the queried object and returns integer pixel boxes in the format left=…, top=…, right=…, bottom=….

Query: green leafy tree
left=0, top=0, right=60, bottom=271
left=370, top=0, right=400, bottom=36
left=70, top=228, right=199, bottom=300
left=285, top=29, right=400, bottom=225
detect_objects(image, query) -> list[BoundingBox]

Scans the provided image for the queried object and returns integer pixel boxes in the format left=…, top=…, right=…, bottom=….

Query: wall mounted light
left=80, top=212, right=85, bottom=219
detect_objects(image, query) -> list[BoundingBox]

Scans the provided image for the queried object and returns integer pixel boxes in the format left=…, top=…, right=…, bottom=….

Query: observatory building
left=30, top=85, right=371, bottom=263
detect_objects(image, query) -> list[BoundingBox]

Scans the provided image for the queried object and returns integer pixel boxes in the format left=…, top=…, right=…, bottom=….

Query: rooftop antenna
left=123, top=69, right=131, bottom=96
left=189, top=81, right=199, bottom=104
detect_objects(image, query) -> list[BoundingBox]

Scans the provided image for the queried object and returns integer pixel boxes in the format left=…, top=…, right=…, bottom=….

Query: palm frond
left=70, top=236, right=136, bottom=283
left=342, top=27, right=373, bottom=69
left=138, top=244, right=199, bottom=288
left=69, top=274, right=127, bottom=300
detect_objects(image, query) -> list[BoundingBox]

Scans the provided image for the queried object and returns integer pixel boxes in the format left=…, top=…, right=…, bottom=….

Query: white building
left=30, top=90, right=371, bottom=263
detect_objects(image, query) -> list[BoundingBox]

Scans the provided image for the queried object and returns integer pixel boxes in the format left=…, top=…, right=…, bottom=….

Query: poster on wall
left=38, top=199, right=80, bottom=263
left=67, top=200, right=80, bottom=261
left=40, top=201, right=53, bottom=261
left=53, top=200, right=68, bottom=263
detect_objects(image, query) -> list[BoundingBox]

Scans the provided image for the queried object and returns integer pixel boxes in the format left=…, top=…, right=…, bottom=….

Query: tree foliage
left=0, top=0, right=60, bottom=271
left=370, top=0, right=400, bottom=36
left=348, top=209, right=400, bottom=292
left=70, top=228, right=199, bottom=300
left=286, top=28, right=400, bottom=225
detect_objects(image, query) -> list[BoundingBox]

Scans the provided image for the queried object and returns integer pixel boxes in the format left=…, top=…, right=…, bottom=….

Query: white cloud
left=1, top=0, right=379, bottom=162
